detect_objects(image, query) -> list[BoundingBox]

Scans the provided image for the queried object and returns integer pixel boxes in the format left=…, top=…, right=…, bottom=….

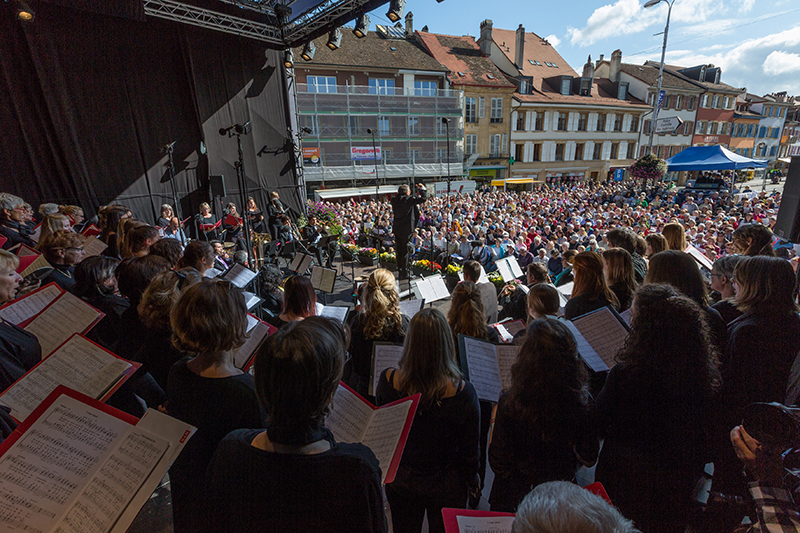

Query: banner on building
left=351, top=146, right=381, bottom=161
left=434, top=180, right=477, bottom=197
left=302, top=147, right=320, bottom=166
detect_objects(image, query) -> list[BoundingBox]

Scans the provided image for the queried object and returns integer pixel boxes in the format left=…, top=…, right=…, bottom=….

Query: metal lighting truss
left=282, top=0, right=388, bottom=45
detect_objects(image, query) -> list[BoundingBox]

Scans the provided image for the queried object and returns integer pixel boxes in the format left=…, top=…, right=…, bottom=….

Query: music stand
left=281, top=241, right=297, bottom=270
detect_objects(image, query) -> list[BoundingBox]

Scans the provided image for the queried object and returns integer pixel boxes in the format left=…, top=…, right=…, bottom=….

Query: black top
left=564, top=294, right=616, bottom=321
left=267, top=200, right=285, bottom=222
left=101, top=233, right=120, bottom=260
left=703, top=305, right=728, bottom=352
left=133, top=327, right=184, bottom=391
left=206, top=428, right=385, bottom=533
left=302, top=224, right=322, bottom=243
left=499, top=284, right=534, bottom=322
left=278, top=225, right=293, bottom=244
left=376, top=368, right=480, bottom=484
left=0, top=221, right=36, bottom=250
left=167, top=357, right=265, bottom=533
left=344, top=312, right=410, bottom=398
left=608, top=282, right=633, bottom=312
left=113, top=303, right=148, bottom=362
left=0, top=319, right=42, bottom=393
left=390, top=189, right=427, bottom=238
left=156, top=216, right=171, bottom=228
left=196, top=214, right=218, bottom=241
left=83, top=293, right=130, bottom=350
left=711, top=299, right=742, bottom=326
left=41, top=264, right=76, bottom=293
left=247, top=209, right=265, bottom=233
left=488, top=392, right=598, bottom=512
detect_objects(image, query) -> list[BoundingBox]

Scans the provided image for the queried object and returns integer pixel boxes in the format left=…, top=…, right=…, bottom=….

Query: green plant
left=380, top=252, right=396, bottom=263
left=628, top=153, right=668, bottom=183
left=444, top=263, right=462, bottom=276
left=359, top=247, right=379, bottom=258
left=487, top=271, right=505, bottom=288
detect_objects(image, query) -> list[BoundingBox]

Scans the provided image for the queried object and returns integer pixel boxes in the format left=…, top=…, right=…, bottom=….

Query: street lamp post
left=759, top=142, right=768, bottom=191
left=367, top=128, right=379, bottom=200
left=645, top=0, right=676, bottom=161
left=442, top=117, right=452, bottom=198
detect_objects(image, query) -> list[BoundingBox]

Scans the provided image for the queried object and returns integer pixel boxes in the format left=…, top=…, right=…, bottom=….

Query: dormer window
left=618, top=81, right=629, bottom=100
left=580, top=77, right=592, bottom=97
left=560, top=76, right=571, bottom=96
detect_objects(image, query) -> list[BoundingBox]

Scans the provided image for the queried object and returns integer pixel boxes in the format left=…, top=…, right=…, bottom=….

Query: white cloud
left=567, top=0, right=659, bottom=47
left=739, top=0, right=756, bottom=13
left=544, top=34, right=561, bottom=47
left=763, top=50, right=800, bottom=75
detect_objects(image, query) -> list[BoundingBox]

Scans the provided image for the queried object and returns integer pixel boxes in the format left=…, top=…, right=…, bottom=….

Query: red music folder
left=442, top=509, right=516, bottom=533
left=200, top=219, right=222, bottom=232
left=0, top=281, right=64, bottom=326
left=80, top=223, right=102, bottom=237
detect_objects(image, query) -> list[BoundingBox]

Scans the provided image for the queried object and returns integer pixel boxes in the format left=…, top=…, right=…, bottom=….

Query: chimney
left=582, top=55, right=594, bottom=79
left=405, top=11, right=413, bottom=37
left=596, top=54, right=604, bottom=68
left=479, top=19, right=493, bottom=56
left=515, top=24, right=525, bottom=67
left=609, top=49, right=622, bottom=83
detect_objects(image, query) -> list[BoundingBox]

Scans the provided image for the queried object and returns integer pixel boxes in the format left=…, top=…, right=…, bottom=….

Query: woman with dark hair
left=661, top=222, right=686, bottom=251
left=376, top=309, right=480, bottom=533
left=73, top=255, right=129, bottom=349
left=246, top=196, right=266, bottom=234
left=149, top=238, right=184, bottom=268
left=267, top=192, right=285, bottom=241
left=644, top=250, right=726, bottom=349
left=645, top=233, right=667, bottom=258
left=489, top=318, right=598, bottom=513
left=709, top=256, right=800, bottom=528
left=526, top=283, right=560, bottom=321
left=127, top=225, right=161, bottom=257
left=268, top=275, right=316, bottom=329
left=731, top=223, right=775, bottom=256
left=345, top=268, right=409, bottom=398
left=99, top=206, right=128, bottom=259
left=596, top=284, right=720, bottom=533
left=257, top=264, right=284, bottom=317
left=206, top=317, right=385, bottom=533
left=167, top=279, right=265, bottom=533
left=563, top=251, right=619, bottom=320
left=602, top=248, right=636, bottom=312
left=176, top=240, right=215, bottom=276
left=709, top=254, right=743, bottom=325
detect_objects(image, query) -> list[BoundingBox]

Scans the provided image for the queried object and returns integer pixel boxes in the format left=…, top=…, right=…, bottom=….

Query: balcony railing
left=296, top=84, right=463, bottom=116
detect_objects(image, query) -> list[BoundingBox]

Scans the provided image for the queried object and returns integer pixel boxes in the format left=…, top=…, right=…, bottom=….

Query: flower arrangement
left=306, top=201, right=341, bottom=224
left=343, top=243, right=360, bottom=254
left=628, top=154, right=667, bottom=183
left=359, top=247, right=379, bottom=258
left=444, top=263, right=462, bottom=276
left=380, top=252, right=396, bottom=263
left=487, top=271, right=505, bottom=288
left=412, top=259, right=442, bottom=273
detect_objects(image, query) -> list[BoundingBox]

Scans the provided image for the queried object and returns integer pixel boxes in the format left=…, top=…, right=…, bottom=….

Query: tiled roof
left=292, top=30, right=447, bottom=72
left=619, top=63, right=702, bottom=91
left=488, top=27, right=578, bottom=80
left=645, top=61, right=744, bottom=93
left=515, top=77, right=649, bottom=108
left=416, top=32, right=515, bottom=88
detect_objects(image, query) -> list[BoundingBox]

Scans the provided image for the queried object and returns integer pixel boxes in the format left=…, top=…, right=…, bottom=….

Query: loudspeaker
left=774, top=156, right=800, bottom=243
left=210, top=175, right=226, bottom=198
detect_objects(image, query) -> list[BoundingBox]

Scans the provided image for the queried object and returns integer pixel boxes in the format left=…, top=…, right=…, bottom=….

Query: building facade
left=747, top=93, right=791, bottom=163
left=291, top=22, right=463, bottom=192
left=416, top=31, right=516, bottom=184
left=731, top=95, right=761, bottom=157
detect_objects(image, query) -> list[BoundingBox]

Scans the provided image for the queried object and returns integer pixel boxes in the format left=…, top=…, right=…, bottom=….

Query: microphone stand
left=164, top=142, right=186, bottom=246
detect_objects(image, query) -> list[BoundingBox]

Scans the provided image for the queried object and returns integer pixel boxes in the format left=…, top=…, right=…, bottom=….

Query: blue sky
left=364, top=0, right=800, bottom=97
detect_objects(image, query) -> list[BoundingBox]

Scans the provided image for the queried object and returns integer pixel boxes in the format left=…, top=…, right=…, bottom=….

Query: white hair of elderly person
left=512, top=482, right=640, bottom=533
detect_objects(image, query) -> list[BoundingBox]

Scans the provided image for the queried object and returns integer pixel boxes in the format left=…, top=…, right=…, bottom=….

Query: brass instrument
left=251, top=231, right=271, bottom=267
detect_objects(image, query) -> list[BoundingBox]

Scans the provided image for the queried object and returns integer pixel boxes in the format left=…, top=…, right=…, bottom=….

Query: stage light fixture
left=326, top=28, right=342, bottom=50
left=300, top=41, right=316, bottom=61
left=17, top=1, right=34, bottom=22
left=283, top=50, right=294, bottom=68
left=386, top=0, right=405, bottom=23
left=353, top=14, right=370, bottom=38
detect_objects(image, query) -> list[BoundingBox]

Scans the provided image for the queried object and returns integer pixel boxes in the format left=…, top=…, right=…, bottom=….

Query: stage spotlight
left=353, top=13, right=370, bottom=38
left=283, top=49, right=294, bottom=69
left=17, top=1, right=34, bottom=22
left=386, top=0, right=405, bottom=22
left=300, top=41, right=316, bottom=61
left=326, top=28, right=342, bottom=50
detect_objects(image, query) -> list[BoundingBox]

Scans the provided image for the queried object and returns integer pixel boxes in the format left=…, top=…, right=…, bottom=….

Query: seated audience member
left=552, top=249, right=577, bottom=287
left=564, top=251, right=619, bottom=320
left=257, top=264, right=284, bottom=317
left=167, top=279, right=265, bottom=533
left=267, top=275, right=316, bottom=329
left=644, top=250, right=726, bottom=350
left=176, top=240, right=215, bottom=277
left=596, top=284, right=720, bottom=533
left=0, top=250, right=41, bottom=392
left=547, top=249, right=563, bottom=277
left=499, top=263, right=550, bottom=321
left=490, top=318, right=598, bottom=512
left=207, top=317, right=385, bottom=533
left=376, top=309, right=480, bottom=533
left=37, top=230, right=86, bottom=292
left=645, top=233, right=667, bottom=259
left=37, top=213, right=72, bottom=245
left=710, top=254, right=743, bottom=325
left=0, top=193, right=37, bottom=250
left=135, top=268, right=202, bottom=390
left=731, top=223, right=775, bottom=257
left=344, top=268, right=409, bottom=398
left=602, top=248, right=636, bottom=312
left=127, top=225, right=160, bottom=257
left=73, top=255, right=129, bottom=349
left=463, top=259, right=498, bottom=324
left=512, top=481, right=639, bottom=533
left=149, top=237, right=184, bottom=268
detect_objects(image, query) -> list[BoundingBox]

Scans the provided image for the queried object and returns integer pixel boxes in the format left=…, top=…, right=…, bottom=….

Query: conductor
left=391, top=183, right=427, bottom=280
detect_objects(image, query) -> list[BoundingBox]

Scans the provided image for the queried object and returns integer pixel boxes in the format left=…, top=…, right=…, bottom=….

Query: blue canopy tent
left=665, top=145, right=768, bottom=171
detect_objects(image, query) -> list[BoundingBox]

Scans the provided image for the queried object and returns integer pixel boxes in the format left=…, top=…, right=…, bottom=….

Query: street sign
left=654, top=116, right=683, bottom=134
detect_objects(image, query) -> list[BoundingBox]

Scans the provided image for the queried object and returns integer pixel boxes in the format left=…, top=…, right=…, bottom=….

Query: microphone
left=235, top=121, right=251, bottom=135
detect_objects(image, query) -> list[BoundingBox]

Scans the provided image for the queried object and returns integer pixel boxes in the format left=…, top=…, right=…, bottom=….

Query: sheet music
left=494, top=324, right=513, bottom=344
left=0, top=283, right=63, bottom=325
left=557, top=282, right=574, bottom=299
left=461, top=336, right=502, bottom=402
left=82, top=237, right=108, bottom=257
left=571, top=307, right=628, bottom=370
left=561, top=319, right=609, bottom=372
left=311, top=267, right=337, bottom=293
left=502, top=320, right=526, bottom=337
left=24, top=292, right=102, bottom=357
left=495, top=259, right=515, bottom=283
left=398, top=299, right=423, bottom=320
left=204, top=268, right=222, bottom=279
left=233, top=318, right=271, bottom=370
left=289, top=254, right=303, bottom=272
left=298, top=254, right=313, bottom=273
left=519, top=284, right=530, bottom=294
left=326, top=384, right=373, bottom=443
left=318, top=305, right=348, bottom=324
left=361, top=400, right=412, bottom=484
left=620, top=308, right=632, bottom=325
left=30, top=225, right=41, bottom=244
left=0, top=335, right=131, bottom=422
left=496, top=345, right=519, bottom=391
left=242, top=291, right=261, bottom=310
left=430, top=277, right=451, bottom=301
left=455, top=515, right=515, bottom=533
left=507, top=256, right=524, bottom=278
left=0, top=395, right=133, bottom=532
left=370, top=344, right=404, bottom=395
left=222, top=264, right=257, bottom=289
left=478, top=267, right=490, bottom=284
left=21, top=255, right=52, bottom=279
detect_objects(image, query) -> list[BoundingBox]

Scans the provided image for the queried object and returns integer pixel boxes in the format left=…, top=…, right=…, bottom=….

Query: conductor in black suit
left=301, top=215, right=325, bottom=267
left=390, top=183, right=427, bottom=279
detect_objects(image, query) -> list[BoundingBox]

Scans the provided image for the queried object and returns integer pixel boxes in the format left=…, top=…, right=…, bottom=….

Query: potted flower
left=340, top=243, right=360, bottom=262
left=358, top=247, right=379, bottom=266
left=379, top=252, right=396, bottom=271
left=444, top=263, right=462, bottom=291
left=411, top=259, right=442, bottom=278
left=487, top=271, right=505, bottom=290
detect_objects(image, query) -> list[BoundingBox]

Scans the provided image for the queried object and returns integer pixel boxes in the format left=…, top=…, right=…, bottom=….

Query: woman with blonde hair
left=564, top=251, right=619, bottom=320
left=157, top=204, right=174, bottom=228
left=196, top=201, right=219, bottom=241
left=0, top=249, right=40, bottom=393
left=344, top=268, right=409, bottom=398
left=38, top=230, right=86, bottom=292
left=602, top=248, right=636, bottom=312
left=58, top=205, right=85, bottom=229
left=661, top=222, right=686, bottom=251
left=36, top=213, right=71, bottom=245
left=376, top=308, right=480, bottom=533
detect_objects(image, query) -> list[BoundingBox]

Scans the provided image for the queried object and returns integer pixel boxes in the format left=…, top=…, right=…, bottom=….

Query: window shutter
left=502, top=134, right=508, bottom=156
left=478, top=97, right=485, bottom=119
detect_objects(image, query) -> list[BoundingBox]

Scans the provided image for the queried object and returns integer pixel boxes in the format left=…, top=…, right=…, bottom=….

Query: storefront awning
left=491, top=178, right=534, bottom=186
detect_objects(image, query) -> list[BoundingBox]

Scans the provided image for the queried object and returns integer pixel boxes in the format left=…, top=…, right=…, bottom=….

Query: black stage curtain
left=0, top=2, right=301, bottom=226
